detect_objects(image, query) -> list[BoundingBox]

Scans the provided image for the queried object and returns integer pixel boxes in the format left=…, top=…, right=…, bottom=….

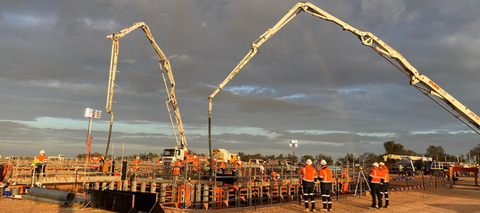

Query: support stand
left=354, top=167, right=371, bottom=196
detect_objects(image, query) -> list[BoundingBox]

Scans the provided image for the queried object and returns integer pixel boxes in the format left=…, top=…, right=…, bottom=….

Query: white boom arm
left=105, top=22, right=187, bottom=157
left=208, top=2, right=480, bottom=136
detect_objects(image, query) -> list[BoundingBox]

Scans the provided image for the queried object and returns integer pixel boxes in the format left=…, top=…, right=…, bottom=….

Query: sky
left=1, top=0, right=480, bottom=161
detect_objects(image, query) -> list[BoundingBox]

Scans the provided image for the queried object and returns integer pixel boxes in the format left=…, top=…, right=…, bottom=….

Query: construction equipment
left=105, top=22, right=187, bottom=163
left=212, top=148, right=233, bottom=163
left=383, top=154, right=432, bottom=173
left=208, top=2, right=480, bottom=147
left=212, top=148, right=239, bottom=164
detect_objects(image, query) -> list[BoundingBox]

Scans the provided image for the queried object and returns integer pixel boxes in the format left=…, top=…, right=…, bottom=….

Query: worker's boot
left=303, top=208, right=310, bottom=212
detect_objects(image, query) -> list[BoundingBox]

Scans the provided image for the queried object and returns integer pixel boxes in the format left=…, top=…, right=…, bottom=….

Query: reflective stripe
left=311, top=201, right=315, bottom=203
left=309, top=193, right=314, bottom=195
left=305, top=201, right=309, bottom=203
left=370, top=167, right=382, bottom=183
left=323, top=201, right=327, bottom=203
left=319, top=166, right=332, bottom=182
left=328, top=202, right=332, bottom=204
left=325, top=195, right=330, bottom=197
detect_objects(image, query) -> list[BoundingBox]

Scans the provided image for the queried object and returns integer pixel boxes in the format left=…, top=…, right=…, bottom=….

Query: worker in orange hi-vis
left=379, top=162, right=390, bottom=209
left=301, top=159, right=318, bottom=212
left=96, top=156, right=105, bottom=172
left=172, top=160, right=182, bottom=176
left=220, top=160, right=227, bottom=174
left=235, top=157, right=243, bottom=168
left=132, top=157, right=140, bottom=172
left=318, top=160, right=333, bottom=212
left=271, top=170, right=280, bottom=181
left=103, top=159, right=111, bottom=175
left=234, top=157, right=243, bottom=179
left=33, top=150, right=47, bottom=177
left=368, top=162, right=384, bottom=209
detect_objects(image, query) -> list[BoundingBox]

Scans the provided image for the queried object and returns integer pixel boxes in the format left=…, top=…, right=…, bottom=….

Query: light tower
left=85, top=108, right=101, bottom=163
left=290, top=140, right=298, bottom=163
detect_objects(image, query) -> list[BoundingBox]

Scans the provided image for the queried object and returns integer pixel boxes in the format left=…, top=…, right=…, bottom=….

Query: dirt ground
left=1, top=176, right=480, bottom=213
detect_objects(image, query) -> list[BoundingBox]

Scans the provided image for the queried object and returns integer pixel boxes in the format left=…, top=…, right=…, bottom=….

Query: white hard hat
left=237, top=156, right=241, bottom=160
left=306, top=159, right=312, bottom=165
left=320, top=160, right=327, bottom=165
left=379, top=162, right=385, bottom=166
left=40, top=150, right=45, bottom=154
left=136, top=156, right=140, bottom=159
left=372, top=162, right=379, bottom=167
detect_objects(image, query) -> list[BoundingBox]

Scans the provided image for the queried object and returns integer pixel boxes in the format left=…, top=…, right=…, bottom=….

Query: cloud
left=1, top=0, right=480, bottom=160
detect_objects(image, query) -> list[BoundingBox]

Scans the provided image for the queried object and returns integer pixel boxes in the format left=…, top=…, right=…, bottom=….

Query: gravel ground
left=1, top=176, right=479, bottom=213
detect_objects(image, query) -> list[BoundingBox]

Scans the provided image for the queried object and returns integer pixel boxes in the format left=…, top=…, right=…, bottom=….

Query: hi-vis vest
left=319, top=166, right=332, bottom=183
left=381, top=166, right=390, bottom=183
left=370, top=167, right=383, bottom=184
left=301, top=165, right=318, bottom=182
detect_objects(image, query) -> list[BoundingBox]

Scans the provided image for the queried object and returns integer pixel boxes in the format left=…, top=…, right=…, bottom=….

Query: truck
left=212, top=148, right=238, bottom=164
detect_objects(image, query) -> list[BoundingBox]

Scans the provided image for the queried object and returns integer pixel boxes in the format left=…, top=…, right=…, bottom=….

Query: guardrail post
left=140, top=182, right=146, bottom=192
left=195, top=183, right=201, bottom=208
left=259, top=185, right=263, bottom=205
left=203, top=184, right=209, bottom=209
left=287, top=184, right=291, bottom=202
left=151, top=182, right=156, bottom=193
left=248, top=185, right=252, bottom=206
left=160, top=183, right=166, bottom=203
left=225, top=187, right=230, bottom=209
left=123, top=180, right=129, bottom=191
left=268, top=184, right=273, bottom=204
left=131, top=180, right=137, bottom=192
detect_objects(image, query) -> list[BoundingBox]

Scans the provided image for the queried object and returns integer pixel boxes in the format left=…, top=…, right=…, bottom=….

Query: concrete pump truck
left=105, top=22, right=189, bottom=167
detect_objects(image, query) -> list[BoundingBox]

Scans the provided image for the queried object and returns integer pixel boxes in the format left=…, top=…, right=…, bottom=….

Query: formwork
left=1, top=159, right=381, bottom=210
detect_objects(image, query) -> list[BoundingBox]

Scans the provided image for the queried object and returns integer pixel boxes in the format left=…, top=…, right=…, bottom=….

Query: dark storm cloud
left=1, top=0, right=480, bottom=159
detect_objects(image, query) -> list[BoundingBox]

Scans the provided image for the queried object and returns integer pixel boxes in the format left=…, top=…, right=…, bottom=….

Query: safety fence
left=84, top=180, right=308, bottom=209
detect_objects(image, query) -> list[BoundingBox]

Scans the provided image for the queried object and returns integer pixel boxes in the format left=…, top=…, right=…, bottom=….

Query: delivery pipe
left=28, top=187, right=75, bottom=202
left=23, top=194, right=72, bottom=206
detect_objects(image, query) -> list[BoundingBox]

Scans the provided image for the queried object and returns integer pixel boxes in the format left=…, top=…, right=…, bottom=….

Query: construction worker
left=235, top=157, right=243, bottom=168
left=234, top=159, right=243, bottom=180
left=368, top=162, right=384, bottom=209
left=220, top=160, right=227, bottom=174
left=95, top=156, right=105, bottom=172
left=318, top=160, right=333, bottom=212
left=132, top=157, right=140, bottom=172
left=103, top=159, right=111, bottom=175
left=301, top=159, right=318, bottom=212
left=379, top=162, right=390, bottom=208
left=271, top=170, right=280, bottom=181
left=260, top=164, right=265, bottom=180
left=173, top=160, right=182, bottom=176
left=0, top=163, right=10, bottom=183
left=33, top=150, right=47, bottom=177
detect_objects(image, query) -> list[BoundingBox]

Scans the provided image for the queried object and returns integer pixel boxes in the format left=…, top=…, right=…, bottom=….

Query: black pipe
left=28, top=187, right=75, bottom=202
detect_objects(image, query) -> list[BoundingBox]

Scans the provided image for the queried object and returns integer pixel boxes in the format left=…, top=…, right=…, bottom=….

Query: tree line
left=76, top=141, right=480, bottom=166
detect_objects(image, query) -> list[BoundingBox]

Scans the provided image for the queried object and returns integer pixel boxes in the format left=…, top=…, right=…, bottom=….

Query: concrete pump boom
left=105, top=22, right=187, bottom=158
left=208, top=2, right=480, bottom=150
